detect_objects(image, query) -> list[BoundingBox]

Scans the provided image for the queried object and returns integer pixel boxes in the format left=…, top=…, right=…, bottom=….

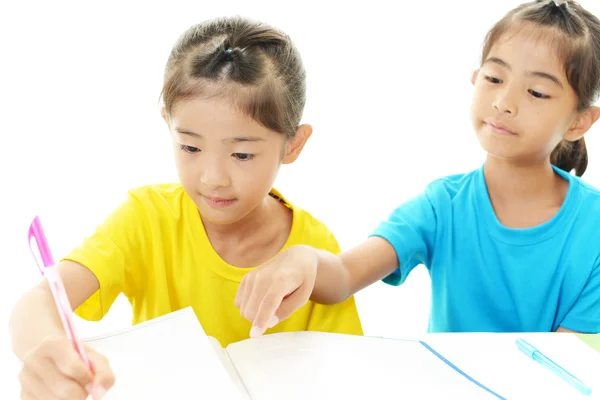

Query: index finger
left=249, top=288, right=288, bottom=338
left=87, top=350, right=116, bottom=392
left=47, top=345, right=93, bottom=386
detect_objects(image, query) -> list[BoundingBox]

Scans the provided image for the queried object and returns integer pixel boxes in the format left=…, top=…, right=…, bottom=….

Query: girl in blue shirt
left=236, top=0, right=600, bottom=336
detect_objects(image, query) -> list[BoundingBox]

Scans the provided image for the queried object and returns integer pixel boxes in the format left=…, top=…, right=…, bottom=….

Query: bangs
left=162, top=53, right=291, bottom=136
left=482, top=21, right=594, bottom=110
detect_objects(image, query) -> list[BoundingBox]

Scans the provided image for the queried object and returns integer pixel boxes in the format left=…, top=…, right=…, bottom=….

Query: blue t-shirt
left=372, top=165, right=600, bottom=333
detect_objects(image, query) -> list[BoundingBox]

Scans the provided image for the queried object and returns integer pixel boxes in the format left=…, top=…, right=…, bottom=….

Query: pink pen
left=28, top=216, right=93, bottom=373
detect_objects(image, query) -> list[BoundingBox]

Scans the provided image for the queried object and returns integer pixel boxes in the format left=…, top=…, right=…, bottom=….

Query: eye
left=528, top=89, right=550, bottom=99
left=233, top=153, right=254, bottom=161
left=180, top=144, right=200, bottom=154
left=485, top=75, right=502, bottom=84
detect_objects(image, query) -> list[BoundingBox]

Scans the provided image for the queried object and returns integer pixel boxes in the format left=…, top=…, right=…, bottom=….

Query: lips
left=486, top=120, right=517, bottom=136
left=201, top=194, right=237, bottom=208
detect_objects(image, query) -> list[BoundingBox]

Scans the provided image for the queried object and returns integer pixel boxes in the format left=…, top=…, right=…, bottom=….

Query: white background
left=2, top=0, right=600, bottom=393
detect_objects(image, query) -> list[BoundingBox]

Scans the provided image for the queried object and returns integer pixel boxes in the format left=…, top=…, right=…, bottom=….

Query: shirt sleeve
left=560, top=262, right=600, bottom=333
left=61, top=191, right=150, bottom=321
left=369, top=190, right=438, bottom=286
left=306, top=233, right=364, bottom=335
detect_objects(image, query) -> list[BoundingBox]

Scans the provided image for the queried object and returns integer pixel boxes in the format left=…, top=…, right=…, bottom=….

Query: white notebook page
left=227, top=331, right=498, bottom=400
left=84, top=308, right=246, bottom=400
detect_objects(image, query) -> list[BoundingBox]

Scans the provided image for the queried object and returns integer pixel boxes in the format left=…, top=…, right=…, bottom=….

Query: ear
left=471, top=70, right=479, bottom=86
left=564, top=106, right=600, bottom=141
left=161, top=107, right=170, bottom=126
left=282, top=124, right=313, bottom=164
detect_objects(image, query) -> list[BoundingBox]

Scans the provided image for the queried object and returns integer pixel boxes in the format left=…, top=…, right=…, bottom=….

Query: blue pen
left=516, top=338, right=592, bottom=396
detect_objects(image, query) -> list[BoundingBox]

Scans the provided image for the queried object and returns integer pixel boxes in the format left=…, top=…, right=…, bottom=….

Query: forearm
left=310, top=237, right=399, bottom=305
left=311, top=248, right=352, bottom=305
left=9, top=283, right=66, bottom=360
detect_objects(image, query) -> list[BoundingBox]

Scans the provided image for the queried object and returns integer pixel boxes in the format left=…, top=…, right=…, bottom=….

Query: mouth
left=201, top=194, right=238, bottom=208
left=485, top=120, right=517, bottom=136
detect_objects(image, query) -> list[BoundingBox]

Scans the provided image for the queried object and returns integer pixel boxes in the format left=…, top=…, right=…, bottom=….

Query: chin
left=476, top=137, right=508, bottom=161
left=481, top=146, right=525, bottom=162
left=199, top=212, right=242, bottom=225
left=198, top=203, right=256, bottom=226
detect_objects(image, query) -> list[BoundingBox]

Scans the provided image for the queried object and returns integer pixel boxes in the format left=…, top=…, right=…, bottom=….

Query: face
left=471, top=24, right=580, bottom=164
left=163, top=96, right=310, bottom=225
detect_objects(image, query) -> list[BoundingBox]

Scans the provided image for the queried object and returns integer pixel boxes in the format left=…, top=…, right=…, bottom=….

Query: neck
left=483, top=156, right=561, bottom=203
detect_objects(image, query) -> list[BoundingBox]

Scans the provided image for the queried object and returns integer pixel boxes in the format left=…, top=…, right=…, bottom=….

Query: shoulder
left=574, top=176, right=600, bottom=208
left=122, top=183, right=191, bottom=220
left=425, top=169, right=480, bottom=201
left=126, top=183, right=188, bottom=208
left=382, top=169, right=482, bottom=226
left=273, top=189, right=340, bottom=253
left=127, top=183, right=186, bottom=202
left=569, top=175, right=600, bottom=229
left=295, top=208, right=340, bottom=252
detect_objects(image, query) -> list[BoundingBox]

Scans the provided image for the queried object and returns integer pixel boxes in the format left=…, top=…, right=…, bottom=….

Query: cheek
left=527, top=106, right=564, bottom=135
left=172, top=150, right=186, bottom=170
left=173, top=154, right=198, bottom=183
left=238, top=159, right=280, bottom=188
left=471, top=87, right=486, bottom=114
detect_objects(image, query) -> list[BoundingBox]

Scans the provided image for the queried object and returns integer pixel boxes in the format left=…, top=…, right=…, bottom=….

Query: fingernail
left=267, top=316, right=279, bottom=329
left=250, top=326, right=263, bottom=338
left=91, top=384, right=107, bottom=399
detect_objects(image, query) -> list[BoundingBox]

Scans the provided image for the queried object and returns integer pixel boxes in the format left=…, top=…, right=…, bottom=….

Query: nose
left=200, top=155, right=231, bottom=189
left=492, top=86, right=518, bottom=116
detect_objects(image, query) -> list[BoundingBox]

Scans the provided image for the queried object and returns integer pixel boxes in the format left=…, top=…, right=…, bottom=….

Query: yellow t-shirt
left=64, top=184, right=362, bottom=346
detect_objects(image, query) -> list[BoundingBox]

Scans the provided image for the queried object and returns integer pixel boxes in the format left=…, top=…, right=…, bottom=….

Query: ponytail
left=550, top=138, right=588, bottom=177
left=190, top=38, right=268, bottom=84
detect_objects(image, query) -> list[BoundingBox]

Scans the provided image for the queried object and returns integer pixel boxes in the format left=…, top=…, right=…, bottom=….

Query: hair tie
left=223, top=48, right=234, bottom=61
left=553, top=0, right=567, bottom=6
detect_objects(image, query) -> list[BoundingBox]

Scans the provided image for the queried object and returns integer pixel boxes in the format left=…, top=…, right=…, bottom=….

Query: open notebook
left=83, top=307, right=600, bottom=399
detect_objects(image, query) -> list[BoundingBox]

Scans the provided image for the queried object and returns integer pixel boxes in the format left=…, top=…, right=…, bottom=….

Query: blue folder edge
left=372, top=336, right=505, bottom=399
left=419, top=341, right=506, bottom=399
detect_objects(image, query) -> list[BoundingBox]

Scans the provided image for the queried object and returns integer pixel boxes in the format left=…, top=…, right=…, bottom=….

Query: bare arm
left=556, top=327, right=579, bottom=333
left=9, top=260, right=100, bottom=360
left=236, top=237, right=399, bottom=336
left=311, top=237, right=399, bottom=304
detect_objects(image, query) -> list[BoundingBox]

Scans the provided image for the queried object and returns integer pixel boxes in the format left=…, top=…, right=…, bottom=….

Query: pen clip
left=28, top=216, right=55, bottom=275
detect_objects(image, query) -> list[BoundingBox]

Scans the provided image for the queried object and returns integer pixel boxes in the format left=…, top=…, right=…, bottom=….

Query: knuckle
left=275, top=270, right=292, bottom=282
left=64, top=358, right=82, bottom=376
left=55, top=381, right=85, bottom=399
left=21, top=354, right=35, bottom=369
left=90, top=355, right=115, bottom=385
left=91, top=351, right=109, bottom=365
left=18, top=369, right=28, bottom=385
left=263, top=294, right=281, bottom=309
left=245, top=272, right=256, bottom=283
left=39, top=335, right=61, bottom=350
left=252, top=271, right=261, bottom=282
left=62, top=360, right=89, bottom=383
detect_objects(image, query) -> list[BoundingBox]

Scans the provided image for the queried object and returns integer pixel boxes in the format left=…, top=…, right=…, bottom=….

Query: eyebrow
left=174, top=128, right=266, bottom=143
left=483, top=57, right=564, bottom=88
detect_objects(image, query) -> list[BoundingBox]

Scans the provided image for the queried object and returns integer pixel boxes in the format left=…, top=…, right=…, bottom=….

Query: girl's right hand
left=235, top=245, right=320, bottom=338
left=19, top=337, right=115, bottom=400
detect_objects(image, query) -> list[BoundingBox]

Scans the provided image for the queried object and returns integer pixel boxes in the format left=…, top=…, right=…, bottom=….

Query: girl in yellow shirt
left=9, top=16, right=362, bottom=400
